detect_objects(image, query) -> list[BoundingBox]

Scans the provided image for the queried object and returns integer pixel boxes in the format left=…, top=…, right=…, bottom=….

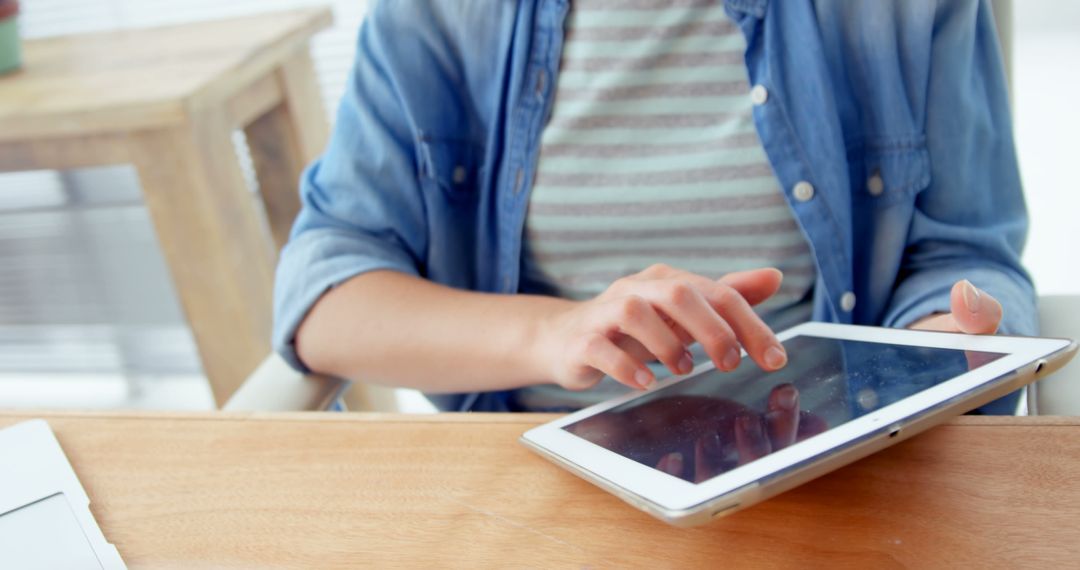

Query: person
left=272, top=0, right=1034, bottom=415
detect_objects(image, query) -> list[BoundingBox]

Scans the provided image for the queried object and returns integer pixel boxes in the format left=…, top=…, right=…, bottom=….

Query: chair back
left=1029, top=295, right=1080, bottom=415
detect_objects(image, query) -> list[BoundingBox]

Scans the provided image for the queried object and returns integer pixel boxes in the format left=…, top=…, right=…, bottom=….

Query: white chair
left=223, top=352, right=401, bottom=412
left=1028, top=295, right=1080, bottom=415
left=987, top=1, right=1080, bottom=412
left=223, top=353, right=350, bottom=412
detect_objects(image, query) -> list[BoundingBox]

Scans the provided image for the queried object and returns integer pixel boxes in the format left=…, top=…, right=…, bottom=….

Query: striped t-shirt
left=516, top=0, right=817, bottom=411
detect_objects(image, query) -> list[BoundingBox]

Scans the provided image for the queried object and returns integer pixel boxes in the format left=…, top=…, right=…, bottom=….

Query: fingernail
left=764, top=345, right=787, bottom=369
left=777, top=385, right=797, bottom=410
left=635, top=369, right=654, bottom=389
left=722, top=348, right=741, bottom=371
left=678, top=351, right=694, bottom=375
left=962, top=280, right=982, bottom=313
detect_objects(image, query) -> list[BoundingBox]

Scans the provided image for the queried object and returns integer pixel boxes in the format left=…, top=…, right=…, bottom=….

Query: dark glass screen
left=564, top=336, right=1004, bottom=483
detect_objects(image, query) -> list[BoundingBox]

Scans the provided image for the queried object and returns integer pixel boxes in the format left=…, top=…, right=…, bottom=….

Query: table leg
left=244, top=105, right=304, bottom=251
left=244, top=49, right=329, bottom=251
left=129, top=110, right=276, bottom=407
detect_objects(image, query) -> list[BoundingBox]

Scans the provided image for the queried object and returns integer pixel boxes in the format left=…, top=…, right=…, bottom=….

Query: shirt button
left=750, top=84, right=769, bottom=105
left=452, top=165, right=467, bottom=185
left=792, top=181, right=815, bottom=202
left=840, top=291, right=857, bottom=312
left=867, top=171, right=885, bottom=196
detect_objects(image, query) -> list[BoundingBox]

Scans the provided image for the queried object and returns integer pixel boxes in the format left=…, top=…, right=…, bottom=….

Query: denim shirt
left=273, top=0, right=1036, bottom=414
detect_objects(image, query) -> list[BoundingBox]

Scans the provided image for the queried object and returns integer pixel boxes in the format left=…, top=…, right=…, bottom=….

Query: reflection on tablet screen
left=563, top=336, right=1004, bottom=484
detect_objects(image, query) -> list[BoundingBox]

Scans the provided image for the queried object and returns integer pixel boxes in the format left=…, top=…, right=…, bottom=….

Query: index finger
left=667, top=270, right=787, bottom=371
left=718, top=268, right=783, bottom=306
left=639, top=269, right=786, bottom=371
left=704, top=280, right=787, bottom=371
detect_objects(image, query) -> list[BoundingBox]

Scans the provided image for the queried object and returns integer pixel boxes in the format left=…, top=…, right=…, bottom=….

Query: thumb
left=950, top=280, right=1002, bottom=335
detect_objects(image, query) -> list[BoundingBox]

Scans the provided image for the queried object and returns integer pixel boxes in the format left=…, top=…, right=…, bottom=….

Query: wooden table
left=0, top=8, right=333, bottom=406
left=0, top=412, right=1077, bottom=568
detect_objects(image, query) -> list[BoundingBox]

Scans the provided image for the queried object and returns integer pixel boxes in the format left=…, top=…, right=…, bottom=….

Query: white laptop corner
left=0, top=419, right=126, bottom=570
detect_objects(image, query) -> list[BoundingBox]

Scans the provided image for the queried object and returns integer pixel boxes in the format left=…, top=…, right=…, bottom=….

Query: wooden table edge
left=187, top=7, right=334, bottom=114
left=1, top=410, right=1076, bottom=427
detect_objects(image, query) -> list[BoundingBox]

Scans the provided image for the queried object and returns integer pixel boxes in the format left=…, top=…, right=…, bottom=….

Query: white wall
left=1014, top=2, right=1080, bottom=296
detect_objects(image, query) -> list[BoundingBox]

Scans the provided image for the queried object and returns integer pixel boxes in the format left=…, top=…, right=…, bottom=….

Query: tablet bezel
left=521, top=323, right=1073, bottom=512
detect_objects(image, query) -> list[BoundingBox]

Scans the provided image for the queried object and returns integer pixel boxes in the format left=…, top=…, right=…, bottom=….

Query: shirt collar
left=724, top=0, right=768, bottom=19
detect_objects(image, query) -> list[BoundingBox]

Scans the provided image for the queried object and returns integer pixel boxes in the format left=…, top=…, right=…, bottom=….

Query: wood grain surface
left=0, top=412, right=1077, bottom=568
left=128, top=110, right=277, bottom=407
left=0, top=8, right=333, bottom=141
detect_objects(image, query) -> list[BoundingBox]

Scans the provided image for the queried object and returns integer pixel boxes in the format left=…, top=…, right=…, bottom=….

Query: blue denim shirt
left=273, top=0, right=1036, bottom=413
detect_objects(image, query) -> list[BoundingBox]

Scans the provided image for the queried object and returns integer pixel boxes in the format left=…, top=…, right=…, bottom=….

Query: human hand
left=907, top=279, right=1004, bottom=371
left=908, top=280, right=1002, bottom=334
left=536, top=264, right=790, bottom=392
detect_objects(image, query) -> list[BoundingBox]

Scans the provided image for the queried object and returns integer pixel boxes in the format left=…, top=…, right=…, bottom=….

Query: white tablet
left=521, top=323, right=1077, bottom=527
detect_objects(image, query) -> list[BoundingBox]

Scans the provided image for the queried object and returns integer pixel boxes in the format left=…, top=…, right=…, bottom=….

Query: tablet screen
left=563, top=335, right=1004, bottom=484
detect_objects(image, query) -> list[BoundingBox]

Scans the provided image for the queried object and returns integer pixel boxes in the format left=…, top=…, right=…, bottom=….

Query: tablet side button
left=710, top=503, right=741, bottom=519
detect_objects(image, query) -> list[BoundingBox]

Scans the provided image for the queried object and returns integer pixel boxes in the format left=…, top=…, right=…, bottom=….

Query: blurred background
left=0, top=0, right=1076, bottom=412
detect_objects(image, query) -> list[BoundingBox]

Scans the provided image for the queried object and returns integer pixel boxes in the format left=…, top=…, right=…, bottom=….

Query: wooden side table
left=0, top=8, right=333, bottom=405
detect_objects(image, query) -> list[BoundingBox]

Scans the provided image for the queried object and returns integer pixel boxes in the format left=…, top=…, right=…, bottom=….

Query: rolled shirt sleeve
left=881, top=0, right=1037, bottom=338
left=273, top=4, right=429, bottom=372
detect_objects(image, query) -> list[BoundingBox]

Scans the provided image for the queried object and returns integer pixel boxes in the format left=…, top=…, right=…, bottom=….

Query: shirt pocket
left=851, top=136, right=932, bottom=208
left=417, top=134, right=485, bottom=201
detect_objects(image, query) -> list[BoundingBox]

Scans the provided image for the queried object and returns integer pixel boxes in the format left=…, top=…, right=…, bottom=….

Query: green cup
left=0, top=15, right=21, bottom=75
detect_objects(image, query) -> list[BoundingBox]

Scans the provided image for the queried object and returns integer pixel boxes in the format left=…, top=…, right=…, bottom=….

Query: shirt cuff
left=272, top=228, right=420, bottom=372
left=881, top=265, right=1038, bottom=336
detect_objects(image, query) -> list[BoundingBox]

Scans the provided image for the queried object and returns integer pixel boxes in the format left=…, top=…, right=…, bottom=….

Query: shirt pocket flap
left=417, top=135, right=484, bottom=198
left=860, top=138, right=932, bottom=207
